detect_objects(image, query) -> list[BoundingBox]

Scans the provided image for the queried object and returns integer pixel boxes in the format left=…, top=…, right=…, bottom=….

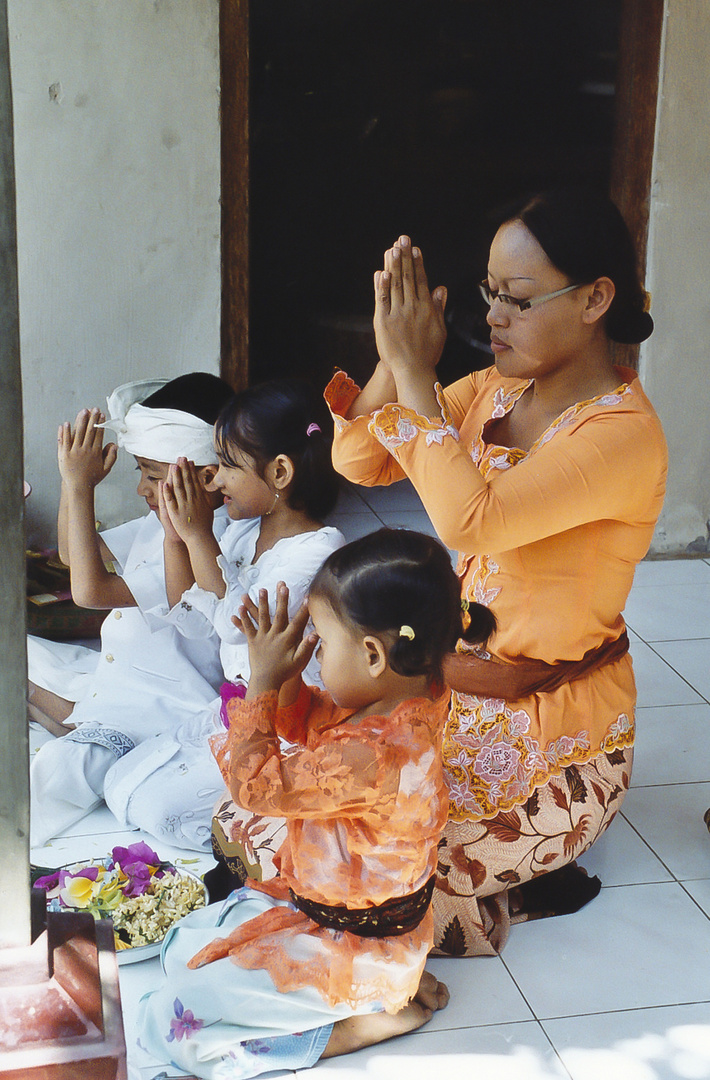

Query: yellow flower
left=59, top=874, right=101, bottom=908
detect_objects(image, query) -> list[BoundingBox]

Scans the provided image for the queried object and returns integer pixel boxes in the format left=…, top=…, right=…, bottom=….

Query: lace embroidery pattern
left=472, top=379, right=633, bottom=467
left=445, top=693, right=634, bottom=822
left=447, top=379, right=638, bottom=823
left=490, top=382, right=531, bottom=420
left=369, top=383, right=459, bottom=452
left=64, top=725, right=135, bottom=760
left=465, top=553, right=501, bottom=609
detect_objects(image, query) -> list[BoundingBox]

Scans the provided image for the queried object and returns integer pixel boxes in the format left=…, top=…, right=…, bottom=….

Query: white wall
left=9, top=0, right=221, bottom=547
left=642, top=1, right=710, bottom=555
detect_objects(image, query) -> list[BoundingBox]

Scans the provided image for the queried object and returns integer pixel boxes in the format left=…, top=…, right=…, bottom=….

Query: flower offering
left=35, top=842, right=206, bottom=952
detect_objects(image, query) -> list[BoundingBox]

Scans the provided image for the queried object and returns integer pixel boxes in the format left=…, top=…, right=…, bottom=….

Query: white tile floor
left=29, top=480, right=710, bottom=1080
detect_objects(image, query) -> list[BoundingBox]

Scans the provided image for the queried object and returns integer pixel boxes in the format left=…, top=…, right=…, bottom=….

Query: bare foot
left=321, top=970, right=449, bottom=1059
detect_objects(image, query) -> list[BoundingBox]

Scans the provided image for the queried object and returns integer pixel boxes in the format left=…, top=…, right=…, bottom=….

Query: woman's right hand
left=57, top=408, right=117, bottom=491
left=373, top=235, right=448, bottom=379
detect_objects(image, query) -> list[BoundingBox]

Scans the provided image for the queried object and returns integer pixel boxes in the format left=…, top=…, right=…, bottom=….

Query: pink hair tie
left=306, top=423, right=321, bottom=437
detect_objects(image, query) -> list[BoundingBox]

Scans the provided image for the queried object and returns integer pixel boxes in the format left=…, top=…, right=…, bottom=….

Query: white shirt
left=157, top=518, right=345, bottom=687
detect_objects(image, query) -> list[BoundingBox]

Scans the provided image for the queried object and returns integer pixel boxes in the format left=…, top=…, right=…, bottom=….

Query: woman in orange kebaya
left=325, top=188, right=668, bottom=956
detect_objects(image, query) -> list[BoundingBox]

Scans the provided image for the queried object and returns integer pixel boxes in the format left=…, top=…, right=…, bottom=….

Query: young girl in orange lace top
left=136, top=527, right=494, bottom=1079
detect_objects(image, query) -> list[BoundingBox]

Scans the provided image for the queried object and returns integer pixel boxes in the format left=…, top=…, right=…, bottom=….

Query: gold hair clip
left=399, top=625, right=415, bottom=640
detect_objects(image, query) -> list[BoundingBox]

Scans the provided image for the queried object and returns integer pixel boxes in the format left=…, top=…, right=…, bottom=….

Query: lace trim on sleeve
left=209, top=690, right=280, bottom=787
left=323, top=370, right=362, bottom=432
left=368, top=383, right=459, bottom=451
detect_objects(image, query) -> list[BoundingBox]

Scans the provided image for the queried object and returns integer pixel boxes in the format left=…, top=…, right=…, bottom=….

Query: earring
left=266, top=491, right=280, bottom=516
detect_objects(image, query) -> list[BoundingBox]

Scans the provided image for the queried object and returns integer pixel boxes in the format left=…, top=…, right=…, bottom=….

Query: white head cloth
left=98, top=378, right=217, bottom=466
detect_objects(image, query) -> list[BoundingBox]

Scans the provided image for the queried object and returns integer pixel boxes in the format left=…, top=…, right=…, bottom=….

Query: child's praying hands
left=160, top=457, right=215, bottom=543
left=234, top=584, right=317, bottom=699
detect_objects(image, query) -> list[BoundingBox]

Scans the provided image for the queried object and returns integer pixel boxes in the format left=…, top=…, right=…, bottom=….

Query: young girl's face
left=209, top=446, right=276, bottom=520
left=135, top=457, right=170, bottom=513
left=309, top=596, right=377, bottom=710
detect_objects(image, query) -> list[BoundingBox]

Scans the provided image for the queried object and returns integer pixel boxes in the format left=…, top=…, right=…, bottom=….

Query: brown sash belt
left=289, top=875, right=436, bottom=938
left=442, top=630, right=630, bottom=700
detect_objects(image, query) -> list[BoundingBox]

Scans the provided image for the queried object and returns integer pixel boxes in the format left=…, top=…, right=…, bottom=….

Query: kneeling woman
left=326, top=188, right=668, bottom=955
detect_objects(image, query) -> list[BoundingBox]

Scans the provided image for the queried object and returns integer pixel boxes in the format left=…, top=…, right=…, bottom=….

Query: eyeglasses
left=479, top=280, right=582, bottom=314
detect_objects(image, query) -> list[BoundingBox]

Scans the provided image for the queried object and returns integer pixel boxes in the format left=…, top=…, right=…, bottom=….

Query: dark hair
left=501, top=187, right=653, bottom=345
left=310, top=528, right=496, bottom=680
left=214, top=379, right=339, bottom=520
left=142, top=372, right=235, bottom=424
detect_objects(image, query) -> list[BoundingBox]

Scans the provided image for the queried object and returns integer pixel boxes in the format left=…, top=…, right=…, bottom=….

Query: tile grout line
left=618, top=810, right=710, bottom=909
left=535, top=996, right=710, bottom=1023
left=677, top=879, right=710, bottom=923
left=626, top=630, right=710, bottom=707
left=642, top=639, right=710, bottom=707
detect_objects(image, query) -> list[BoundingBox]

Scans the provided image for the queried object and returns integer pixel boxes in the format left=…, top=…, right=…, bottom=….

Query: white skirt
left=136, top=887, right=382, bottom=1079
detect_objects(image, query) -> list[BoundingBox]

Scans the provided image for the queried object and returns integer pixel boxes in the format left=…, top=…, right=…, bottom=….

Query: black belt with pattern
left=289, top=875, right=436, bottom=938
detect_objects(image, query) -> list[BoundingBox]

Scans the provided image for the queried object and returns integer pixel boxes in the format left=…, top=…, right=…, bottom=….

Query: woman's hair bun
left=606, top=306, right=654, bottom=345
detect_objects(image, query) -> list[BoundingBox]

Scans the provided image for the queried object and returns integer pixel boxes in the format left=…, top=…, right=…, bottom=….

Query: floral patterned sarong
left=433, top=745, right=632, bottom=956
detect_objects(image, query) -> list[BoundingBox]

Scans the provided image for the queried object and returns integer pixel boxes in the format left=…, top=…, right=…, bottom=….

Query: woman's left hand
left=235, top=584, right=317, bottom=697
left=373, top=235, right=448, bottom=380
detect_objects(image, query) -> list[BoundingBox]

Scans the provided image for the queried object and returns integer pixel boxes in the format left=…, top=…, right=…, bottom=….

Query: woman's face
left=484, top=220, right=590, bottom=382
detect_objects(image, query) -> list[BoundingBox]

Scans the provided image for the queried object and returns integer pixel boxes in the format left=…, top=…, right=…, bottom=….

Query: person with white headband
left=28, top=372, right=234, bottom=849
left=104, top=378, right=345, bottom=860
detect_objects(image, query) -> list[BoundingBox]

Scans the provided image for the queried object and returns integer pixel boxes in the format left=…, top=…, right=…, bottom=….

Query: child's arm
left=161, top=458, right=225, bottom=599
left=277, top=673, right=305, bottom=710
left=58, top=408, right=136, bottom=609
left=57, top=467, right=112, bottom=568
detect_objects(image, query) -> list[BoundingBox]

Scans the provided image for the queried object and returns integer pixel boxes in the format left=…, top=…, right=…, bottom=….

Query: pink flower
left=219, top=680, right=247, bottom=728
left=111, top=842, right=161, bottom=897
left=112, top=841, right=160, bottom=867
left=473, top=741, right=521, bottom=783
left=34, top=870, right=61, bottom=892
left=167, top=998, right=204, bottom=1043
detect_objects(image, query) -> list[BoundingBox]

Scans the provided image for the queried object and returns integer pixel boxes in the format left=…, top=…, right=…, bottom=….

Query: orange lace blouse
left=195, top=684, right=449, bottom=1012
left=325, top=367, right=668, bottom=821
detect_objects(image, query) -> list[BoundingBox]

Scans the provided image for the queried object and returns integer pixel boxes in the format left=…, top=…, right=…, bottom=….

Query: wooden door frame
left=220, top=0, right=249, bottom=390
left=610, top=0, right=664, bottom=366
left=220, top=0, right=665, bottom=385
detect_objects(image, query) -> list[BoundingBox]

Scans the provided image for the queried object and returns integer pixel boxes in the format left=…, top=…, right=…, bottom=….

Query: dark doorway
left=223, top=0, right=661, bottom=389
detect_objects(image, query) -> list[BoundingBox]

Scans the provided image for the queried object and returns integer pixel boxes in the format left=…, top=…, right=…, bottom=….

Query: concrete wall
left=9, top=1, right=709, bottom=556
left=8, top=0, right=221, bottom=547
left=642, top=1, right=710, bottom=555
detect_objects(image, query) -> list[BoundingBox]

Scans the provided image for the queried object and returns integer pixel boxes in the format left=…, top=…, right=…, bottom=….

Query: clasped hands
left=158, top=458, right=214, bottom=546
left=373, top=235, right=448, bottom=384
left=233, top=584, right=317, bottom=699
